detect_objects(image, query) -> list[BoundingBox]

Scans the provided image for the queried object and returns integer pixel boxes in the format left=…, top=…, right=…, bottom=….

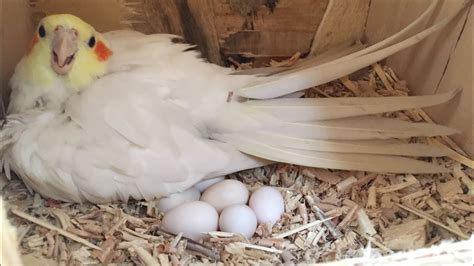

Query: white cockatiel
left=0, top=3, right=466, bottom=203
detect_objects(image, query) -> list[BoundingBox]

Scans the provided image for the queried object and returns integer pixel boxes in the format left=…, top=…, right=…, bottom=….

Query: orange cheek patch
left=27, top=35, right=39, bottom=55
left=94, top=41, right=112, bottom=61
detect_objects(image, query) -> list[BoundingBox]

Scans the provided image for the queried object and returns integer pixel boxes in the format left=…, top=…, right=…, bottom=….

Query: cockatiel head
left=25, top=14, right=112, bottom=86
left=9, top=14, right=112, bottom=113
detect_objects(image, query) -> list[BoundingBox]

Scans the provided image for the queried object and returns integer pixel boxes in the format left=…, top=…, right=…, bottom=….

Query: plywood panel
left=427, top=8, right=473, bottom=157
left=366, top=0, right=469, bottom=96
left=0, top=0, right=34, bottom=100
left=365, top=0, right=432, bottom=44
left=366, top=0, right=472, bottom=156
left=29, top=0, right=126, bottom=32
left=310, top=0, right=370, bottom=55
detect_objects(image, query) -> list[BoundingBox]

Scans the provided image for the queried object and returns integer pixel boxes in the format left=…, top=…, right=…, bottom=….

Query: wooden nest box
left=1, top=0, right=471, bottom=156
left=0, top=1, right=472, bottom=264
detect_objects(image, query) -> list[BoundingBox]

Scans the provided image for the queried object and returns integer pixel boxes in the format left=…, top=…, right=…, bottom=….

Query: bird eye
left=88, top=36, right=96, bottom=48
left=38, top=25, right=46, bottom=38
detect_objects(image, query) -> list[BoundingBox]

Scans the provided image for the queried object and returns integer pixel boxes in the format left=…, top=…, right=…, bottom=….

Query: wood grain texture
left=213, top=0, right=328, bottom=36
left=366, top=0, right=472, bottom=156
left=118, top=0, right=329, bottom=63
left=124, top=0, right=183, bottom=35
left=427, top=7, right=472, bottom=157
left=215, top=0, right=328, bottom=60
left=310, top=0, right=370, bottom=55
left=0, top=0, right=34, bottom=100
left=222, top=31, right=314, bottom=57
left=383, top=219, right=428, bottom=250
left=184, top=0, right=222, bottom=64
left=366, top=0, right=467, bottom=96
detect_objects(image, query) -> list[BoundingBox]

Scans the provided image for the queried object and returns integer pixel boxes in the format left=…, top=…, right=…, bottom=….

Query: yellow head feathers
left=20, top=14, right=112, bottom=90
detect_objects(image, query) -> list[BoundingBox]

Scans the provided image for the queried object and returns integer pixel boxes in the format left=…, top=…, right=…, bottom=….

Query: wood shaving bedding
left=2, top=62, right=473, bottom=265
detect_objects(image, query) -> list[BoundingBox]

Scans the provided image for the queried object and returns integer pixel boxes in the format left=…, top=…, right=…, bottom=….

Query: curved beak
left=51, top=27, right=78, bottom=75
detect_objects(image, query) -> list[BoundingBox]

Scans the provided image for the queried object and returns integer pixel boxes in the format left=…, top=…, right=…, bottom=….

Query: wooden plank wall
left=123, top=0, right=332, bottom=64
left=366, top=0, right=473, bottom=156
left=1, top=0, right=370, bottom=92
left=29, top=0, right=126, bottom=32
left=22, top=0, right=370, bottom=65
left=310, top=0, right=369, bottom=55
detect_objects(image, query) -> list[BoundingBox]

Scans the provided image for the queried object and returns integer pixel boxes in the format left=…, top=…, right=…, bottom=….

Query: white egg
left=157, top=187, right=201, bottom=213
left=219, top=205, right=257, bottom=239
left=249, top=186, right=284, bottom=225
left=201, top=180, right=249, bottom=212
left=161, top=201, right=218, bottom=241
left=194, top=176, right=225, bottom=192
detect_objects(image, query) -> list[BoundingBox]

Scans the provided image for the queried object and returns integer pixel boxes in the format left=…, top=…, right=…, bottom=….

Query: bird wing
left=64, top=66, right=264, bottom=202
left=3, top=33, right=264, bottom=203
left=7, top=75, right=264, bottom=203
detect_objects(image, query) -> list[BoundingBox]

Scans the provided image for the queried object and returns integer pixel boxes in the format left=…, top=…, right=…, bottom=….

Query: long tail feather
left=221, top=1, right=467, bottom=174
left=233, top=0, right=438, bottom=78
left=277, top=116, right=457, bottom=140
left=233, top=42, right=367, bottom=77
left=327, top=0, right=439, bottom=61
left=215, top=133, right=449, bottom=157
left=244, top=89, right=460, bottom=121
left=237, top=1, right=468, bottom=99
left=220, top=135, right=449, bottom=173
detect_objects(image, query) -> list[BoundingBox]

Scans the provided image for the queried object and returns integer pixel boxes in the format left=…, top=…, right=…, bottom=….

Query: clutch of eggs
left=160, top=179, right=284, bottom=241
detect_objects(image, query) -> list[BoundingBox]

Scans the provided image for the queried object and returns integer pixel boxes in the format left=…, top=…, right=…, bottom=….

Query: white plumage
left=3, top=33, right=268, bottom=203
left=0, top=2, right=468, bottom=203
